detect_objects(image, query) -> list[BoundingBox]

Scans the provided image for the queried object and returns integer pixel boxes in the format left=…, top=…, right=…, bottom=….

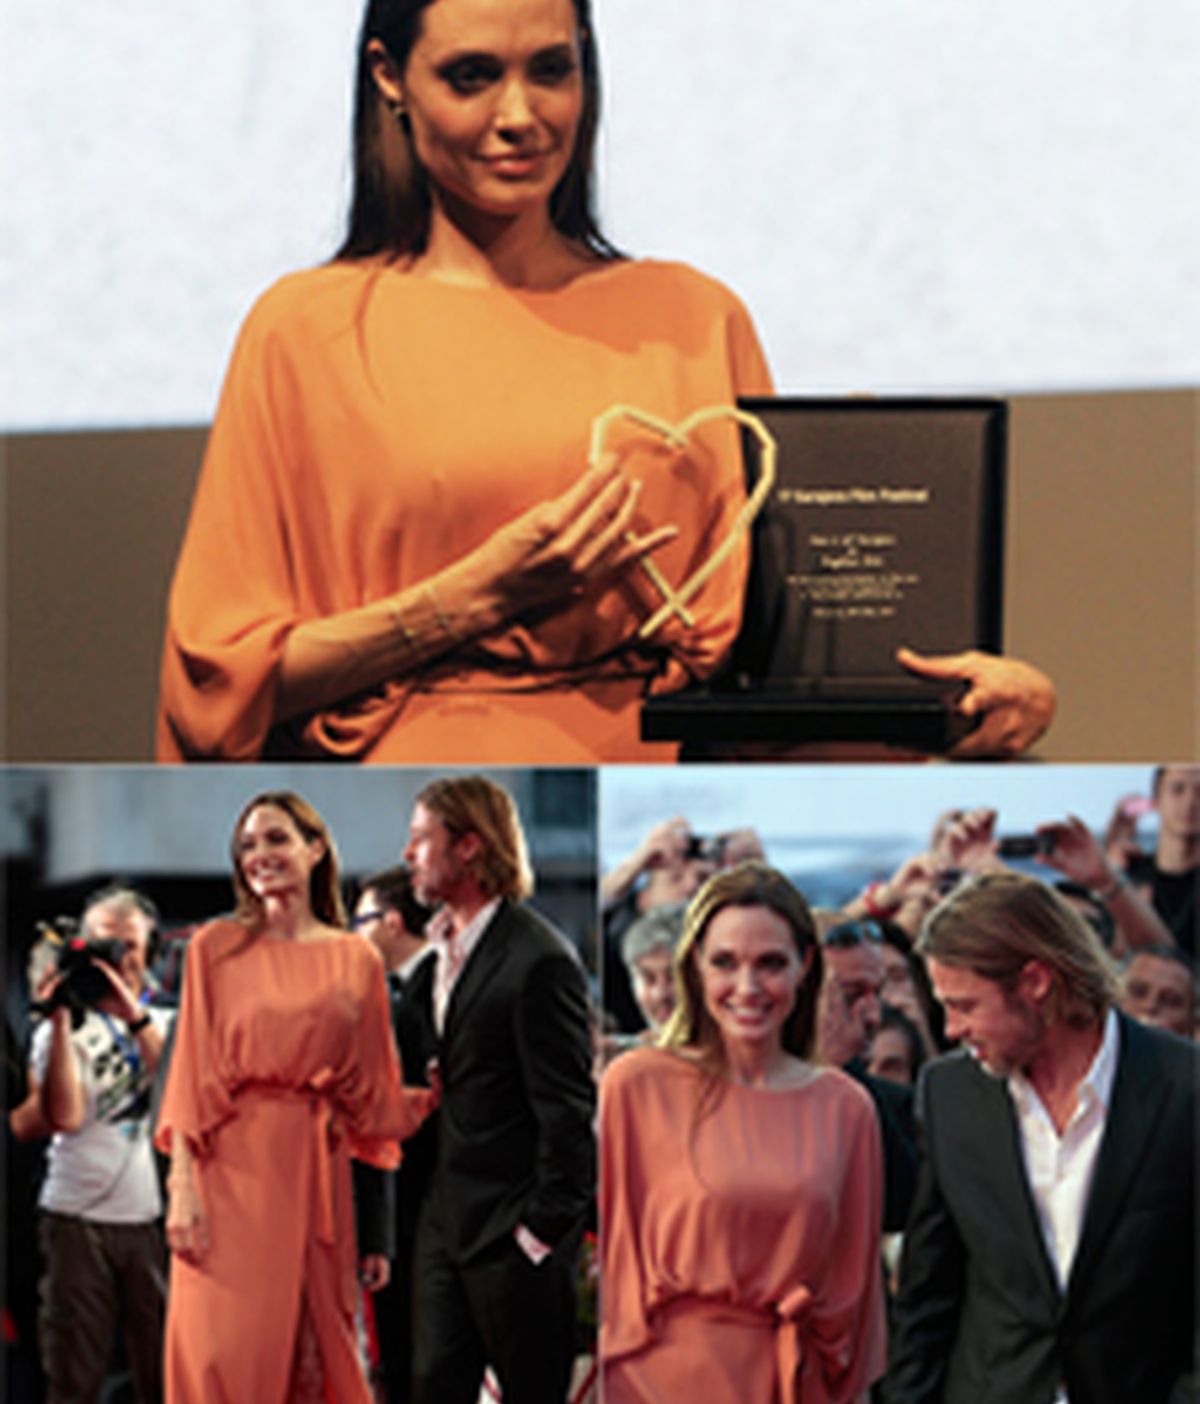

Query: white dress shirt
left=431, top=898, right=500, bottom=1035
left=1006, top=1007, right=1120, bottom=1403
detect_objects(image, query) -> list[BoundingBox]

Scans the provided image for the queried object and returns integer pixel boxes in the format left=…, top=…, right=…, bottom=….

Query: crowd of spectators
left=602, top=766, right=1199, bottom=1063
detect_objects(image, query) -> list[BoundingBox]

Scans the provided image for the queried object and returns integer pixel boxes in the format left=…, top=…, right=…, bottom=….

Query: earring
left=388, top=98, right=407, bottom=124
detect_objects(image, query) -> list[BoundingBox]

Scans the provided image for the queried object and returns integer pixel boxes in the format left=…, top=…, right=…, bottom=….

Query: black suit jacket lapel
left=1067, top=1013, right=1167, bottom=1296
left=405, top=947, right=436, bottom=1014
left=442, top=902, right=509, bottom=1044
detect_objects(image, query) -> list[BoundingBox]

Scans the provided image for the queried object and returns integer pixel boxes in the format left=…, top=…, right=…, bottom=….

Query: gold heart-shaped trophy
left=586, top=403, right=777, bottom=640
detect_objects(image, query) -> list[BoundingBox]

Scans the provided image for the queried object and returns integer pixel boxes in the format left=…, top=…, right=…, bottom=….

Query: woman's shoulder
left=186, top=917, right=249, bottom=958
left=602, top=1043, right=699, bottom=1096
left=302, top=929, right=389, bottom=984
left=235, top=260, right=381, bottom=344
left=333, top=929, right=384, bottom=967
left=812, top=1063, right=884, bottom=1120
left=609, top=257, right=751, bottom=312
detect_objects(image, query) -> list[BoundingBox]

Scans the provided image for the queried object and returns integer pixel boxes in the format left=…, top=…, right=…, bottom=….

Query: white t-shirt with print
left=30, top=1006, right=173, bottom=1223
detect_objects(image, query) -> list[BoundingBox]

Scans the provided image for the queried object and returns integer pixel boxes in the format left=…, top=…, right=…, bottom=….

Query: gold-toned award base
left=587, top=402, right=776, bottom=641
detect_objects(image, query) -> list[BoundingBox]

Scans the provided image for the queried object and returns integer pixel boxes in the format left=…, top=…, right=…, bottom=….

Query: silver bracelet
left=388, top=597, right=419, bottom=649
left=1096, top=871, right=1128, bottom=903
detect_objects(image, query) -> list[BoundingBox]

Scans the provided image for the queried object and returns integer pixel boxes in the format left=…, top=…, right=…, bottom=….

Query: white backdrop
left=3, top=0, right=1196, bottom=430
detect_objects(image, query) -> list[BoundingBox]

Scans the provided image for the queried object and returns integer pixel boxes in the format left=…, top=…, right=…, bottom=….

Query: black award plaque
left=642, top=396, right=1006, bottom=753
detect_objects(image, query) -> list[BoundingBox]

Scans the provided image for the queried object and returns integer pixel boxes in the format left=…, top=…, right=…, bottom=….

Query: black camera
left=995, top=833, right=1055, bottom=860
left=31, top=933, right=128, bottom=1028
left=684, top=833, right=726, bottom=864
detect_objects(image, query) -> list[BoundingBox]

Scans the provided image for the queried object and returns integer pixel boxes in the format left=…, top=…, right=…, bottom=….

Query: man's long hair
left=918, top=870, right=1119, bottom=1027
left=415, top=776, right=533, bottom=902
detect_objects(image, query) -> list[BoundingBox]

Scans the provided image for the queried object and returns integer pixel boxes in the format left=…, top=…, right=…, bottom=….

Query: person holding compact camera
left=31, top=884, right=172, bottom=1404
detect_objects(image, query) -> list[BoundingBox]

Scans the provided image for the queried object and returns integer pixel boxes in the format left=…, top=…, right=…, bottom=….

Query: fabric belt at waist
left=230, top=1076, right=354, bottom=1309
left=659, top=1290, right=854, bottom=1404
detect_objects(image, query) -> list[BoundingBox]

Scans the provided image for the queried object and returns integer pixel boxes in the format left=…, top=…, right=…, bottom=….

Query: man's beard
left=974, top=995, right=1045, bottom=1079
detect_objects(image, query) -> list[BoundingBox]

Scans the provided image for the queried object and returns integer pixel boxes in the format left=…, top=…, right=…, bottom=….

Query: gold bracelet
left=425, top=583, right=461, bottom=643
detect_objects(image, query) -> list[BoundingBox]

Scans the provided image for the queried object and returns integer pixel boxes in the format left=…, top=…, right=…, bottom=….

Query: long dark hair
left=336, top=0, right=617, bottom=260
left=660, top=863, right=823, bottom=1150
left=663, top=862, right=823, bottom=1066
left=229, top=792, right=348, bottom=930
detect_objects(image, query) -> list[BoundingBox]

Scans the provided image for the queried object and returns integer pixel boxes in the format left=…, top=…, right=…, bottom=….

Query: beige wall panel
left=1006, top=391, right=1196, bottom=760
left=4, top=428, right=204, bottom=761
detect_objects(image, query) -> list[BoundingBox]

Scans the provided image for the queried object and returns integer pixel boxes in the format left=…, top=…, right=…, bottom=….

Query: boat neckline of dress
left=256, top=932, right=351, bottom=946
left=648, top=1046, right=830, bottom=1095
left=367, top=252, right=645, bottom=298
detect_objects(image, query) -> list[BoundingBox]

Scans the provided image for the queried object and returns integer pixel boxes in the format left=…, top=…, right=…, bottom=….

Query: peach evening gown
left=158, top=257, right=771, bottom=763
left=600, top=1047, right=886, bottom=1404
left=155, top=920, right=433, bottom=1404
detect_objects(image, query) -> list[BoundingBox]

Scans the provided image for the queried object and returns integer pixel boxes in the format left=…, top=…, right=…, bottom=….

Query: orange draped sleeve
left=154, top=922, right=239, bottom=1159
left=157, top=299, right=306, bottom=761
left=154, top=920, right=433, bottom=1167
left=339, top=937, right=434, bottom=1168
left=158, top=259, right=773, bottom=763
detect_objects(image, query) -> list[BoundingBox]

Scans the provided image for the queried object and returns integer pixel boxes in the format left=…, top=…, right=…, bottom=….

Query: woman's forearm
left=274, top=554, right=508, bottom=722
left=166, top=1130, right=212, bottom=1260
left=274, top=459, right=674, bottom=723
left=275, top=458, right=682, bottom=723
left=168, top=1129, right=197, bottom=1191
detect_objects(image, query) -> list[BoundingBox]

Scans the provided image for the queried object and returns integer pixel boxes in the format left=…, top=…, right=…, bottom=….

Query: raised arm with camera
left=37, top=930, right=163, bottom=1131
left=601, top=817, right=694, bottom=912
left=1035, top=815, right=1176, bottom=955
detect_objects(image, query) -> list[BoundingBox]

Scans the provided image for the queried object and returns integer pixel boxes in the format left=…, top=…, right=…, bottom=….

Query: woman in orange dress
left=158, top=0, right=1055, bottom=764
left=601, top=862, right=887, bottom=1404
left=155, top=791, right=433, bottom=1404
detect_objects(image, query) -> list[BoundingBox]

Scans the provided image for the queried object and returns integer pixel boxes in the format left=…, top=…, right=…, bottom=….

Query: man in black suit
left=886, top=871, right=1197, bottom=1404
left=403, top=776, right=595, bottom=1404
left=352, top=864, right=439, bottom=1404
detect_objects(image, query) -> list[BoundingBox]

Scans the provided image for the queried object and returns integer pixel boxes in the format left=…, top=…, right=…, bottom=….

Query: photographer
left=31, top=885, right=172, bottom=1404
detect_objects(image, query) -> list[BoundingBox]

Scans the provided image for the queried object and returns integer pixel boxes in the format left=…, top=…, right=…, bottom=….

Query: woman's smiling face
left=234, top=804, right=324, bottom=905
left=697, top=904, right=809, bottom=1055
left=375, top=0, right=584, bottom=224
